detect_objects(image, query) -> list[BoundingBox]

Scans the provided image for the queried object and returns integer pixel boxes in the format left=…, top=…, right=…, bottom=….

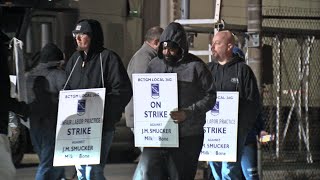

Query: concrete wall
left=73, top=0, right=160, bottom=67
left=188, top=0, right=215, bottom=63
left=220, top=0, right=320, bottom=26
left=221, top=0, right=247, bottom=26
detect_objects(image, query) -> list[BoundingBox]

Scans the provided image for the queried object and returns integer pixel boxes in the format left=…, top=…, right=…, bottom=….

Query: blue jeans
left=75, top=130, right=114, bottom=180
left=30, top=129, right=65, bottom=180
left=209, top=130, right=247, bottom=180
left=241, top=143, right=259, bottom=180
left=133, top=135, right=204, bottom=180
left=209, top=161, right=242, bottom=180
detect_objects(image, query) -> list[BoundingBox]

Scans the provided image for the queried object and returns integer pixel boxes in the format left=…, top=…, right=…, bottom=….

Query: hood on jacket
left=73, top=19, right=104, bottom=57
left=158, top=22, right=189, bottom=60
left=233, top=46, right=245, bottom=59
left=226, top=54, right=245, bottom=67
left=40, top=43, right=63, bottom=63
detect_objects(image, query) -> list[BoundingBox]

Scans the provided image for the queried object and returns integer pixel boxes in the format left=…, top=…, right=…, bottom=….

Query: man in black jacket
left=207, top=30, right=261, bottom=180
left=65, top=19, right=132, bottom=179
left=134, top=22, right=216, bottom=180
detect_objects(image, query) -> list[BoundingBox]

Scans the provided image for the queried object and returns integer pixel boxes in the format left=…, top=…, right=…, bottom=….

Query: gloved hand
left=170, top=109, right=191, bottom=124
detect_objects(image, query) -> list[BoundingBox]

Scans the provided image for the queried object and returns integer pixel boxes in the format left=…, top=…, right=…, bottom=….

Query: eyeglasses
left=72, top=33, right=87, bottom=38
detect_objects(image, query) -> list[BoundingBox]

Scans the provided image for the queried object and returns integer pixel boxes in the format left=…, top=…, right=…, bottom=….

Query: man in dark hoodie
left=133, top=22, right=216, bottom=180
left=207, top=30, right=261, bottom=180
left=65, top=19, right=132, bottom=179
left=25, top=42, right=66, bottom=180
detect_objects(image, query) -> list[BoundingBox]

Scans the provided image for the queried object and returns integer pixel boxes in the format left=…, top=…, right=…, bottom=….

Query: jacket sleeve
left=207, top=61, right=215, bottom=73
left=255, top=112, right=265, bottom=132
left=130, top=53, right=152, bottom=74
left=186, top=63, right=216, bottom=115
left=104, top=51, right=133, bottom=124
left=239, top=64, right=261, bottom=128
left=64, top=53, right=79, bottom=90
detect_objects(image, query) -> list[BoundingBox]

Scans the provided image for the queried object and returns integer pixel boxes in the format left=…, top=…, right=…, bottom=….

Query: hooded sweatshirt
left=25, top=43, right=66, bottom=130
left=65, top=19, right=132, bottom=130
left=207, top=55, right=261, bottom=132
left=146, top=22, right=216, bottom=137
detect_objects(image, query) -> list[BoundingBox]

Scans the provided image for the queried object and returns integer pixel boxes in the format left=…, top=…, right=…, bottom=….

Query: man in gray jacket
left=125, top=26, right=163, bottom=128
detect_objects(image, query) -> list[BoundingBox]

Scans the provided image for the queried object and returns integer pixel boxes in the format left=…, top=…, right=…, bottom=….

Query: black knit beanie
left=40, top=43, right=63, bottom=63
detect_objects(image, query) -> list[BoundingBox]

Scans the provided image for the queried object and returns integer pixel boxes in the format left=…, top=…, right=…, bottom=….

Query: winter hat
left=40, top=43, right=63, bottom=63
left=72, top=20, right=92, bottom=37
left=162, top=41, right=179, bottom=49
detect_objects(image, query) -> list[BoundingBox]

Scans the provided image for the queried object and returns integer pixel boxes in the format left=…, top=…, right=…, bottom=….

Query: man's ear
left=153, top=39, right=160, bottom=47
left=227, top=43, right=233, bottom=51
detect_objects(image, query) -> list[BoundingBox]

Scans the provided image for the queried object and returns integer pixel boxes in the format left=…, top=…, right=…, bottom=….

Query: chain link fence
left=260, top=6, right=320, bottom=180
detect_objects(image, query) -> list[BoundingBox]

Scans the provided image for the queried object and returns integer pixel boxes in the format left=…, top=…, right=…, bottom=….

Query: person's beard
left=164, top=54, right=181, bottom=66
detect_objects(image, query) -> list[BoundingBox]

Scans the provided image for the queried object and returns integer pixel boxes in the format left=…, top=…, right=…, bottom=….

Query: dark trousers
left=133, top=134, right=204, bottom=180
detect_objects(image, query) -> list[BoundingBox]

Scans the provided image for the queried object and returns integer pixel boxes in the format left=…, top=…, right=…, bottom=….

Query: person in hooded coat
left=65, top=19, right=132, bottom=180
left=133, top=22, right=216, bottom=180
left=26, top=42, right=66, bottom=180
left=207, top=30, right=261, bottom=180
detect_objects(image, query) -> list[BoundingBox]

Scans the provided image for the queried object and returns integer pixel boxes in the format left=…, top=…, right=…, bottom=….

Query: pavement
left=16, top=154, right=137, bottom=180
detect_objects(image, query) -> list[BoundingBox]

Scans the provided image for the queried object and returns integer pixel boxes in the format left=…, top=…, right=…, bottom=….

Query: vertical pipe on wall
left=247, top=0, right=263, bottom=177
left=160, top=0, right=169, bottom=28
left=26, top=26, right=32, bottom=53
left=181, top=0, right=190, bottom=19
left=41, top=23, right=51, bottom=48
left=247, top=0, right=262, bottom=92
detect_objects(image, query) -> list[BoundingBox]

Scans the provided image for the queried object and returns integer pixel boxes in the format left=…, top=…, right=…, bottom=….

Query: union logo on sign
left=211, top=101, right=219, bottom=116
left=151, top=83, right=160, bottom=99
left=77, top=99, right=86, bottom=116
